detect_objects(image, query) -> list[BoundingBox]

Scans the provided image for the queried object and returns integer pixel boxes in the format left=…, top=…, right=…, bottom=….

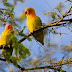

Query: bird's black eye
left=28, top=9, right=31, bottom=11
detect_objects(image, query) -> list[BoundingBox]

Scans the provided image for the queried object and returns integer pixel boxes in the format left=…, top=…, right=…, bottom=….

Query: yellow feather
left=0, top=30, right=13, bottom=45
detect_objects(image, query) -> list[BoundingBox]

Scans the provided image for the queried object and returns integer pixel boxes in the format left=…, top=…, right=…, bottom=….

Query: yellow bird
left=24, top=7, right=44, bottom=45
left=0, top=24, right=13, bottom=59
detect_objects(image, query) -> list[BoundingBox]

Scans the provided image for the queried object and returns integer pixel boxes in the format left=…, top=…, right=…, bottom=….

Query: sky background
left=0, top=0, right=72, bottom=72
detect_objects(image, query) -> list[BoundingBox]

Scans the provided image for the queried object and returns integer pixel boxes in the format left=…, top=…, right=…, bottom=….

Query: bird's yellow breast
left=26, top=18, right=34, bottom=32
left=0, top=30, right=12, bottom=45
left=26, top=16, right=42, bottom=32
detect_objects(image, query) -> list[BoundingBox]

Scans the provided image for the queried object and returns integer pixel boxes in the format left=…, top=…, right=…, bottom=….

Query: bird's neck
left=27, top=15, right=36, bottom=19
left=4, top=29, right=13, bottom=33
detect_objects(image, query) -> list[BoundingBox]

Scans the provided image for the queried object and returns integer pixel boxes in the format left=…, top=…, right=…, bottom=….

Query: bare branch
left=66, top=13, right=72, bottom=16
left=61, top=19, right=72, bottom=22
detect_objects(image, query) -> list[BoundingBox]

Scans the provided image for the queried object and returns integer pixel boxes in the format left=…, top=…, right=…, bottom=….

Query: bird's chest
left=1, top=32, right=12, bottom=45
left=26, top=19, right=37, bottom=32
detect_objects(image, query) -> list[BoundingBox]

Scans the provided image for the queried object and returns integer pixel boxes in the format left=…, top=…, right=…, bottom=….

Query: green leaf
left=19, top=26, right=26, bottom=33
left=48, top=12, right=56, bottom=15
left=18, top=26, right=32, bottom=41
left=17, top=12, right=26, bottom=22
left=11, top=56, right=18, bottom=67
left=56, top=2, right=64, bottom=10
left=52, top=14, right=55, bottom=20
left=42, top=12, right=56, bottom=16
left=19, top=32, right=32, bottom=41
left=42, top=13, right=47, bottom=16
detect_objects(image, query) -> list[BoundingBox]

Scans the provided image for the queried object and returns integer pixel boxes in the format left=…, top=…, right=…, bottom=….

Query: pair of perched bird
left=0, top=7, right=44, bottom=57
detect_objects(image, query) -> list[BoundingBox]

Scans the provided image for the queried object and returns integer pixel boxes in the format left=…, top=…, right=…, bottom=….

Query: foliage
left=56, top=2, right=64, bottom=11
left=42, top=12, right=57, bottom=21
left=0, top=0, right=31, bottom=68
left=9, top=33, right=30, bottom=59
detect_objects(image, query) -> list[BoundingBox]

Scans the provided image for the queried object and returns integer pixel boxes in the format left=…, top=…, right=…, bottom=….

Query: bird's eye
left=28, top=9, right=31, bottom=11
left=10, top=26, right=12, bottom=28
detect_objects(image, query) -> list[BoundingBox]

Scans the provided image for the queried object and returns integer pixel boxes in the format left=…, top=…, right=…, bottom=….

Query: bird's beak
left=24, top=11, right=27, bottom=15
left=6, top=25, right=10, bottom=30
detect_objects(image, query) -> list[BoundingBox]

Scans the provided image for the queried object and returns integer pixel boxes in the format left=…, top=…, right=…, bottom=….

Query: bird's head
left=24, top=7, right=36, bottom=17
left=5, top=24, right=13, bottom=31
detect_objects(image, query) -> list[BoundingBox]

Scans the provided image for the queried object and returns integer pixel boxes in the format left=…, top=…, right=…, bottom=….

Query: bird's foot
left=29, top=32, right=31, bottom=34
left=8, top=44, right=11, bottom=48
left=3, top=45, right=6, bottom=48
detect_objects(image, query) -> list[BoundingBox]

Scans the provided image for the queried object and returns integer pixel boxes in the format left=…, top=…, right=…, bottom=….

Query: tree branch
left=18, top=6, right=72, bottom=43
left=24, top=66, right=55, bottom=71
left=18, top=60, right=72, bottom=71
left=66, top=13, right=72, bottom=17
left=61, top=19, right=72, bottom=22
left=0, top=45, right=12, bottom=49
left=0, top=58, right=25, bottom=71
left=0, top=57, right=72, bottom=71
left=0, top=45, right=24, bottom=71
left=0, top=58, right=6, bottom=61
